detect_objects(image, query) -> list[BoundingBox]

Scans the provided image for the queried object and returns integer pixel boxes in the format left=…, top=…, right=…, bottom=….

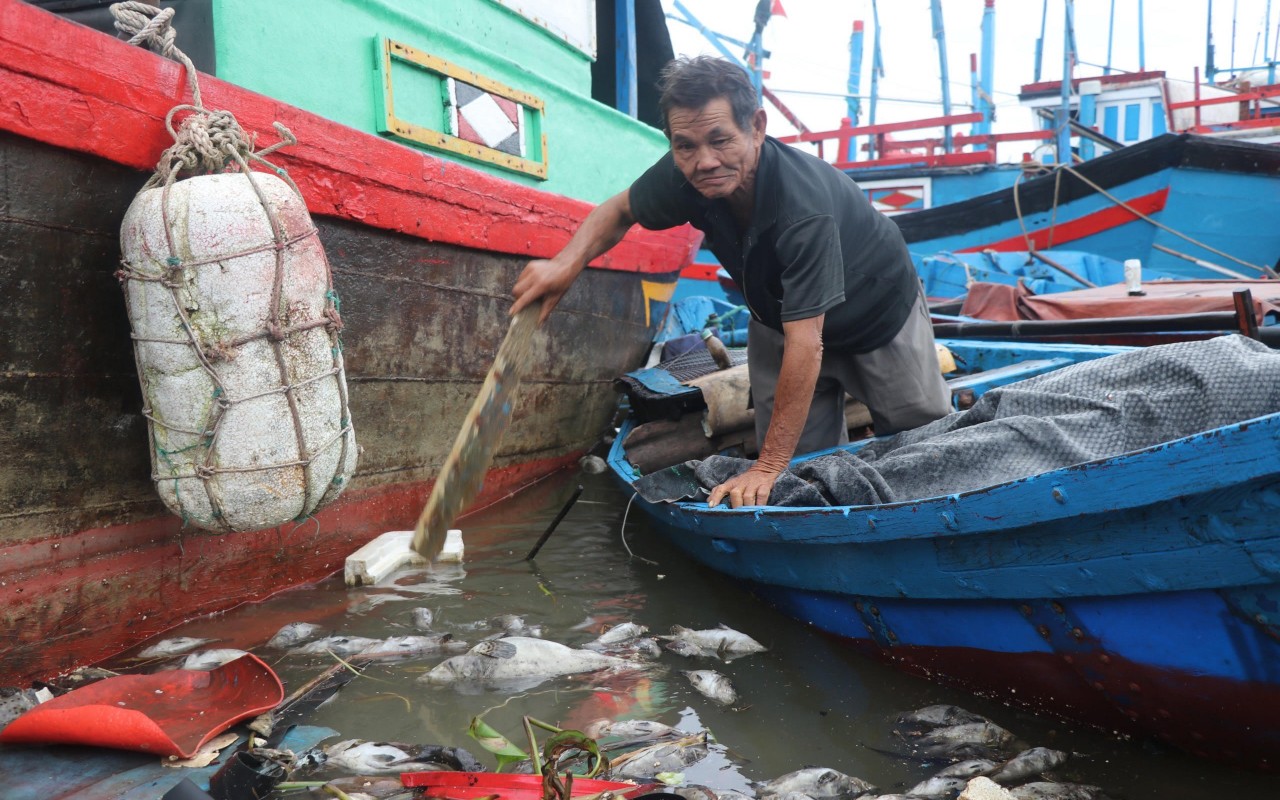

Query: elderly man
left=510, top=56, right=951, bottom=508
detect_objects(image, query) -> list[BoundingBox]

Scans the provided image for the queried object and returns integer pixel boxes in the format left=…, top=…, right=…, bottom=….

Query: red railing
left=776, top=113, right=1059, bottom=170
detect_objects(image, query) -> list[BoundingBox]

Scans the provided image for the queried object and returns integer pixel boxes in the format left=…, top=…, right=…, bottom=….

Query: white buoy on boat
left=119, top=171, right=357, bottom=532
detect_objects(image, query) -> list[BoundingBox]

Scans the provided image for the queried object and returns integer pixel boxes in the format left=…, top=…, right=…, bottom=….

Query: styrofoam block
left=437, top=529, right=465, bottom=563
left=344, top=530, right=426, bottom=586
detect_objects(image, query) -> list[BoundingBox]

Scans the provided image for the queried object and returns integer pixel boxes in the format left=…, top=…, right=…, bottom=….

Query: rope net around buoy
left=110, top=2, right=356, bottom=531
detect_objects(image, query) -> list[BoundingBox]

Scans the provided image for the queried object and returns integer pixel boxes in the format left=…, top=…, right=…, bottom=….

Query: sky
left=658, top=0, right=1279, bottom=153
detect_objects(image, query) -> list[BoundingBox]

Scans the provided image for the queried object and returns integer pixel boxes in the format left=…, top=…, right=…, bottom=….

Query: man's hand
left=511, top=257, right=578, bottom=324
left=708, top=464, right=783, bottom=508
left=508, top=191, right=637, bottom=325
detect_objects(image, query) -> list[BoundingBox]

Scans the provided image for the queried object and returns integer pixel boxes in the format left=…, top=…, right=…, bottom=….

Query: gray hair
left=657, top=56, right=758, bottom=136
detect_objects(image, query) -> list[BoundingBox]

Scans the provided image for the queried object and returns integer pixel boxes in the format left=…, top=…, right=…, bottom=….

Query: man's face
left=667, top=97, right=766, bottom=204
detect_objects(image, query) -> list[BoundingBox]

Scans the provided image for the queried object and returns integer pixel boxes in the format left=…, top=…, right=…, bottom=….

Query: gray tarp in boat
left=634, top=335, right=1280, bottom=507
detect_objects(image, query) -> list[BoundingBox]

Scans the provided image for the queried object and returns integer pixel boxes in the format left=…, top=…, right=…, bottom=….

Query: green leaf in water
left=468, top=716, right=529, bottom=773
left=655, top=772, right=684, bottom=786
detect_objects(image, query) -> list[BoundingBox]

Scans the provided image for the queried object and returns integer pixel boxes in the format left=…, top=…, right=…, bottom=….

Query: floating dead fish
left=905, top=775, right=968, bottom=799
left=580, top=454, right=608, bottom=474
left=419, top=636, right=629, bottom=689
left=683, top=669, right=737, bottom=706
left=490, top=614, right=544, bottom=638
left=266, top=622, right=324, bottom=649
left=356, top=634, right=456, bottom=661
left=756, top=767, right=878, bottom=800
left=310, top=739, right=484, bottom=775
left=611, top=735, right=709, bottom=780
left=586, top=718, right=685, bottom=740
left=895, top=705, right=991, bottom=730
left=179, top=649, right=251, bottom=670
left=988, top=747, right=1069, bottom=785
left=1008, top=782, right=1109, bottom=800
left=0, top=687, right=52, bottom=730
left=663, top=639, right=706, bottom=658
left=915, top=721, right=1015, bottom=751
left=291, top=636, right=383, bottom=657
left=933, top=759, right=999, bottom=779
left=136, top=636, right=218, bottom=659
left=587, top=622, right=649, bottom=649
left=626, top=638, right=664, bottom=659
left=323, top=775, right=409, bottom=799
left=664, top=625, right=767, bottom=658
left=412, top=608, right=435, bottom=630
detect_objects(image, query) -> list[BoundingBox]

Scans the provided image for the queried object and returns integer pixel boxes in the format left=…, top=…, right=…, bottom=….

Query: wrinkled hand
left=511, top=258, right=579, bottom=324
left=707, top=465, right=782, bottom=508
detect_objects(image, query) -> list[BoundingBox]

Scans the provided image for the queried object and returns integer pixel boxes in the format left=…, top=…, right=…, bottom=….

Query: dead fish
left=585, top=718, right=684, bottom=740
left=490, top=614, right=544, bottom=638
left=266, top=622, right=324, bottom=649
left=137, top=636, right=218, bottom=659
left=587, top=622, right=649, bottom=648
left=291, top=636, right=382, bottom=657
left=663, top=639, right=707, bottom=658
left=323, top=775, right=410, bottom=798
left=612, top=736, right=709, bottom=779
left=895, top=705, right=991, bottom=730
left=420, top=636, right=629, bottom=689
left=905, top=775, right=967, bottom=799
left=412, top=608, right=435, bottom=630
left=179, top=649, right=250, bottom=670
left=1008, top=782, right=1109, bottom=800
left=683, top=669, right=737, bottom=706
left=664, top=624, right=767, bottom=657
left=580, top=454, right=608, bottom=474
left=315, top=739, right=484, bottom=775
left=357, top=634, right=455, bottom=660
left=0, top=687, right=52, bottom=730
left=933, top=759, right=999, bottom=779
left=757, top=767, right=878, bottom=799
left=916, top=721, right=1014, bottom=751
left=988, top=747, right=1069, bottom=785
left=627, top=638, right=664, bottom=659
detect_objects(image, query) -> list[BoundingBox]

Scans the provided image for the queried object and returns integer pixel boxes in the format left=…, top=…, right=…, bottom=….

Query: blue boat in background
left=609, top=321, right=1280, bottom=769
left=896, top=134, right=1280, bottom=283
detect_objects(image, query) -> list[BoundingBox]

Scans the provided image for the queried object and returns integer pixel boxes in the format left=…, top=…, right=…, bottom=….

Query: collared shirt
left=629, top=136, right=918, bottom=353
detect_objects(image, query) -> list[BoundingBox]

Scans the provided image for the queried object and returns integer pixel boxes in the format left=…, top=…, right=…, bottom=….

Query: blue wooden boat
left=608, top=335, right=1280, bottom=769
left=895, top=134, right=1280, bottom=283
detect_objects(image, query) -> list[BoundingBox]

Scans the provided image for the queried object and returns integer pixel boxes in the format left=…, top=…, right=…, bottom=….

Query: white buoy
left=119, top=172, right=357, bottom=532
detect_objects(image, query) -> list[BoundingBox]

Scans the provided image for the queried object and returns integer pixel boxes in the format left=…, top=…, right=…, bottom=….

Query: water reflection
left=106, top=470, right=1280, bottom=799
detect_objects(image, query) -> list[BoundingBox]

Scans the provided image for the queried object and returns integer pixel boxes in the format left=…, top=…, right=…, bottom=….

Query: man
left=510, top=56, right=951, bottom=508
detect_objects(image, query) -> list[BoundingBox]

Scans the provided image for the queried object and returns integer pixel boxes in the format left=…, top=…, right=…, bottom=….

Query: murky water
left=107, top=468, right=1280, bottom=799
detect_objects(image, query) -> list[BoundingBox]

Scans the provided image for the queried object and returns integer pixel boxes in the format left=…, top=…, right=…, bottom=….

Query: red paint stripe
left=956, top=188, right=1169, bottom=252
left=0, top=0, right=699, bottom=275
left=680, top=262, right=721, bottom=282
left=0, top=451, right=580, bottom=686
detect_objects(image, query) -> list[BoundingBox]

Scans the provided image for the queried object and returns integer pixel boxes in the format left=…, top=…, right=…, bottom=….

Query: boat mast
left=1206, top=0, right=1217, bottom=83
left=1034, top=0, right=1048, bottom=82
left=869, top=0, right=883, bottom=158
left=977, top=0, right=995, bottom=147
left=1105, top=0, right=1115, bottom=75
left=616, top=0, right=637, bottom=117
left=929, top=0, right=954, bottom=153
left=1267, top=0, right=1276, bottom=83
left=846, top=20, right=864, bottom=163
left=1138, top=0, right=1146, bottom=71
left=1057, top=0, right=1076, bottom=165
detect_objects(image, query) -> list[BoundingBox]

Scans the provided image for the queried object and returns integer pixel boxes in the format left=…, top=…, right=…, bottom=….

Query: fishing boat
left=607, top=316, right=1280, bottom=768
left=0, top=0, right=700, bottom=686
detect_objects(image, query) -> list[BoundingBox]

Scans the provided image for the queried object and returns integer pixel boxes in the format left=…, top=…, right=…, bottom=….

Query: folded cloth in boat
left=641, top=335, right=1280, bottom=507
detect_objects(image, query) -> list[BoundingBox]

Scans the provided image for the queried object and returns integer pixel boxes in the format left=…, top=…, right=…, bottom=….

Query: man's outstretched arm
left=510, top=190, right=637, bottom=324
left=707, top=314, right=824, bottom=508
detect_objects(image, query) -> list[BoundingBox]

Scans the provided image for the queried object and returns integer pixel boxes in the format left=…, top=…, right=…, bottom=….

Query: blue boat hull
left=609, top=337, right=1280, bottom=767
left=895, top=134, right=1280, bottom=282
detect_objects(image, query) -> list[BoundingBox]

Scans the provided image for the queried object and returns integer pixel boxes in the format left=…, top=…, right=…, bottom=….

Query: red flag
left=771, top=0, right=787, bottom=17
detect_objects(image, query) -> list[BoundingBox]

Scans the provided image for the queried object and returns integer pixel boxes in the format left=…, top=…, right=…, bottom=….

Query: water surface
left=111, top=469, right=1280, bottom=799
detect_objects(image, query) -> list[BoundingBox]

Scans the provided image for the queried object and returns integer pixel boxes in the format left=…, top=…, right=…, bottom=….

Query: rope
left=111, top=2, right=354, bottom=530
left=1009, top=161, right=1277, bottom=280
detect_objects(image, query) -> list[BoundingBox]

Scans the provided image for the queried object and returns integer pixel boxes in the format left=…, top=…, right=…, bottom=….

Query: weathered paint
left=0, top=0, right=696, bottom=686
left=0, top=1, right=700, bottom=274
left=608, top=339, right=1280, bottom=766
left=211, top=0, right=669, bottom=202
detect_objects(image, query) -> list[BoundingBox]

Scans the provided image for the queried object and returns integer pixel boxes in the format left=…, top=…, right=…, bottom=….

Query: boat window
left=1124, top=103, right=1142, bottom=141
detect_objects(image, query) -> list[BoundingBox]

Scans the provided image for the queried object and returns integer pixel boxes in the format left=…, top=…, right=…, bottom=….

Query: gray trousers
left=747, top=290, right=952, bottom=454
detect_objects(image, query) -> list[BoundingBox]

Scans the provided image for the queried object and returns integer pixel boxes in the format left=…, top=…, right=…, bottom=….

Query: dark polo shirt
left=629, top=136, right=918, bottom=353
